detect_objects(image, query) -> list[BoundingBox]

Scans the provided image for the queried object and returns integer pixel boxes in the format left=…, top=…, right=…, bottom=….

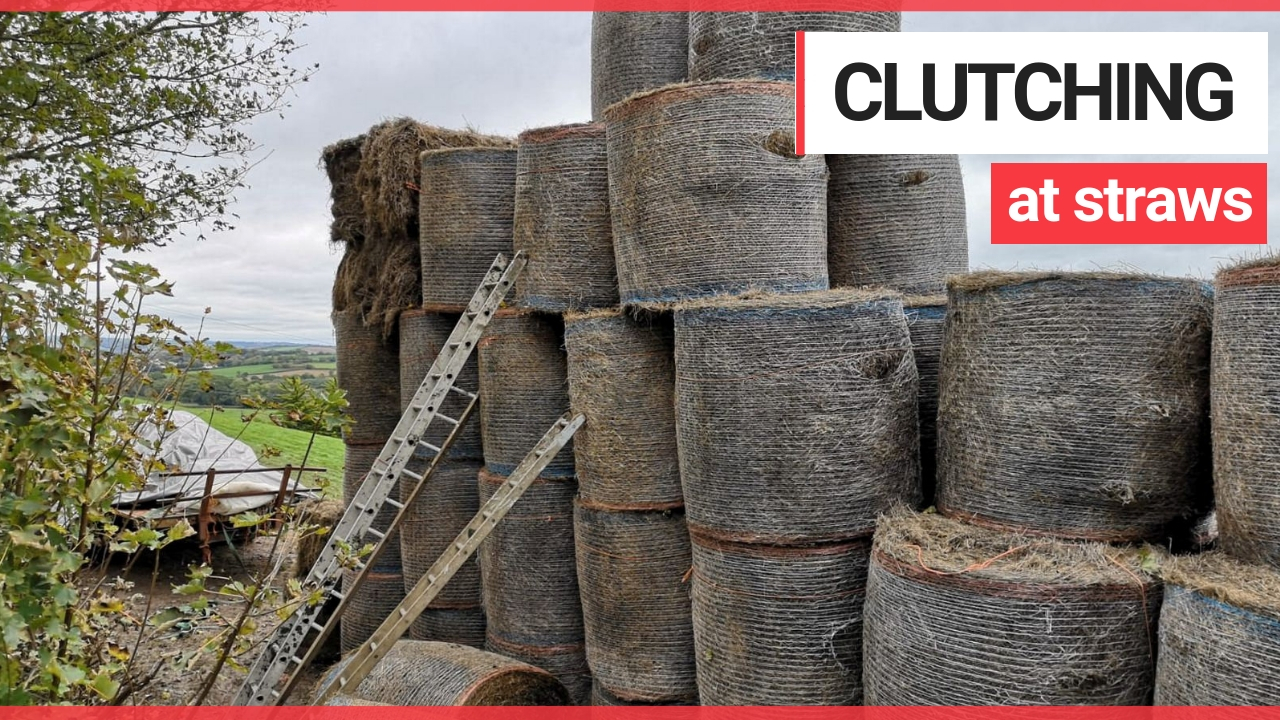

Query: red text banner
left=990, top=162, right=1267, bottom=244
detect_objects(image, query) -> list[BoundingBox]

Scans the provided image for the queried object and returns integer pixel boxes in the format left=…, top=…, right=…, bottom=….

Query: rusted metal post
left=272, top=465, right=293, bottom=530
left=198, top=468, right=216, bottom=565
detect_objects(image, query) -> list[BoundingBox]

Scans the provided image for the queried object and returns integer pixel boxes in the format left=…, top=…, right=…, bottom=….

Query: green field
left=208, top=363, right=277, bottom=377
left=180, top=406, right=344, bottom=496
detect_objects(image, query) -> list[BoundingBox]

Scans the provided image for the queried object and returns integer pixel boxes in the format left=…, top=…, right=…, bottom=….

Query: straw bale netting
left=604, top=80, right=828, bottom=308
left=574, top=503, right=696, bottom=702
left=486, top=633, right=592, bottom=706
left=399, top=309, right=483, bottom=460
left=478, top=468, right=583, bottom=646
left=674, top=290, right=920, bottom=544
left=827, top=154, right=968, bottom=294
left=1155, top=552, right=1280, bottom=705
left=690, top=528, right=871, bottom=705
left=513, top=123, right=617, bottom=312
left=1211, top=257, right=1280, bottom=568
left=863, top=509, right=1161, bottom=706
left=400, top=459, right=483, bottom=612
left=591, top=12, right=688, bottom=119
left=905, top=296, right=946, bottom=505
left=340, top=568, right=406, bottom=655
left=419, top=147, right=518, bottom=310
left=327, top=639, right=570, bottom=706
left=411, top=607, right=487, bottom=647
left=591, top=681, right=697, bottom=706
left=689, top=12, right=901, bottom=81
left=334, top=309, right=401, bottom=443
left=356, top=118, right=512, bottom=241
left=477, top=309, right=574, bottom=477
left=343, top=441, right=401, bottom=569
left=937, top=271, right=1214, bottom=542
left=564, top=309, right=681, bottom=509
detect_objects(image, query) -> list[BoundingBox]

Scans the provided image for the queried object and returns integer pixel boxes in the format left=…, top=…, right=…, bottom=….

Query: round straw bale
left=828, top=154, right=968, bottom=294
left=329, top=639, right=571, bottom=706
left=339, top=568, right=406, bottom=655
left=604, top=80, right=829, bottom=308
left=399, top=459, right=483, bottom=610
left=343, top=441, right=401, bottom=569
left=689, top=12, right=900, bottom=81
left=399, top=309, right=483, bottom=460
left=575, top=503, right=696, bottom=702
left=1211, top=257, right=1280, bottom=568
left=477, top=309, right=574, bottom=477
left=486, top=633, right=592, bottom=706
left=863, top=509, right=1161, bottom=705
left=1155, top=552, right=1280, bottom=705
left=323, top=695, right=391, bottom=706
left=478, top=468, right=583, bottom=646
left=334, top=309, right=401, bottom=443
left=419, top=147, right=517, bottom=309
left=513, top=123, right=617, bottom=312
left=905, top=295, right=946, bottom=506
left=937, top=271, right=1214, bottom=542
left=356, top=119, right=512, bottom=241
left=322, top=135, right=367, bottom=246
left=411, top=607, right=487, bottom=648
left=564, top=309, right=681, bottom=509
left=690, top=529, right=871, bottom=705
left=673, top=290, right=920, bottom=544
left=591, top=12, right=688, bottom=119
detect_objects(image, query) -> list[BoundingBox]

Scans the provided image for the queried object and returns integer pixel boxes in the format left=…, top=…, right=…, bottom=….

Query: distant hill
left=225, top=341, right=335, bottom=353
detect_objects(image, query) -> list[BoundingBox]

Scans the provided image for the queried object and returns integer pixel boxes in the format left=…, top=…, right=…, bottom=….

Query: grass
left=179, top=405, right=344, bottom=496
left=208, top=363, right=276, bottom=377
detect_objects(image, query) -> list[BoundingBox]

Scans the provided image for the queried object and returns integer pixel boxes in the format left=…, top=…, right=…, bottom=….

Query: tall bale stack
left=478, top=309, right=574, bottom=476
left=827, top=154, right=968, bottom=294
left=419, top=147, right=518, bottom=310
left=863, top=510, right=1161, bottom=705
left=905, top=296, right=946, bottom=505
left=937, top=271, right=1214, bottom=542
left=476, top=308, right=584, bottom=701
left=591, top=12, right=688, bottom=119
left=330, top=122, right=511, bottom=339
left=334, top=308, right=400, bottom=444
left=398, top=309, right=483, bottom=460
left=1211, top=256, right=1280, bottom=568
left=565, top=308, right=695, bottom=704
left=688, top=12, right=900, bottom=81
left=674, top=289, right=920, bottom=705
left=323, top=640, right=571, bottom=706
left=399, top=460, right=486, bottom=646
left=340, top=443, right=405, bottom=654
left=479, top=470, right=588, bottom=704
left=1155, top=553, right=1280, bottom=704
left=604, top=81, right=828, bottom=308
left=513, top=124, right=618, bottom=312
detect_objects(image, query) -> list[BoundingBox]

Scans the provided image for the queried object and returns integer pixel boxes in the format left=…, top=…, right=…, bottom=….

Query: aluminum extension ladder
left=311, top=411, right=584, bottom=706
left=232, top=252, right=526, bottom=706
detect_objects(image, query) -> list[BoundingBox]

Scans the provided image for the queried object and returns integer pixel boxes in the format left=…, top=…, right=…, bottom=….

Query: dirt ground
left=80, top=528, right=334, bottom=706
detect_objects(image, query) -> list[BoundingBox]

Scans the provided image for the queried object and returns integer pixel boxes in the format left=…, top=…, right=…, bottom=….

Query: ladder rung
left=331, top=590, right=344, bottom=600
left=291, top=655, right=305, bottom=666
left=384, top=498, right=405, bottom=510
left=365, top=527, right=386, bottom=540
left=448, top=386, right=477, bottom=399
left=417, top=441, right=441, bottom=454
left=310, top=621, right=326, bottom=632
left=435, top=415, right=460, bottom=427
left=401, top=469, right=424, bottom=483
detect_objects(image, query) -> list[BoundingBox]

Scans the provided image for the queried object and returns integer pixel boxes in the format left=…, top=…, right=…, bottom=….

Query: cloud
left=148, top=11, right=1277, bottom=343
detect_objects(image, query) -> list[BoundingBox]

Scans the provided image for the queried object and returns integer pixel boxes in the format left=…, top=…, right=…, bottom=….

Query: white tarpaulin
left=115, top=410, right=312, bottom=516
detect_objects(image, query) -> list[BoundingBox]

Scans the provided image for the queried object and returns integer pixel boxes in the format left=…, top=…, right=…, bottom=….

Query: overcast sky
left=143, top=12, right=1279, bottom=345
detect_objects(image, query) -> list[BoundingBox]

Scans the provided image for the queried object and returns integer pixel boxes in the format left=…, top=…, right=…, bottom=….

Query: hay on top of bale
left=325, top=121, right=512, bottom=339
left=356, top=118, right=513, bottom=240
